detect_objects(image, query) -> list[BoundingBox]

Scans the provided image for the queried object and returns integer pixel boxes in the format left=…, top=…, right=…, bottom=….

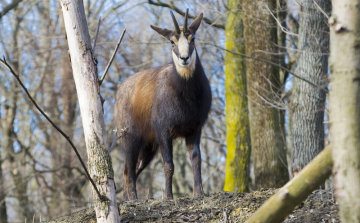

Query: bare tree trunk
left=59, top=0, right=120, bottom=222
left=224, top=0, right=251, bottom=193
left=329, top=0, right=360, bottom=221
left=2, top=12, right=33, bottom=219
left=289, top=0, right=330, bottom=176
left=243, top=0, right=289, bottom=188
left=0, top=153, right=7, bottom=223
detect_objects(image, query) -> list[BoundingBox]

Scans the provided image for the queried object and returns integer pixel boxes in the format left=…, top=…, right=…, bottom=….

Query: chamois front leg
left=158, top=133, right=174, bottom=199
left=186, top=130, right=204, bottom=197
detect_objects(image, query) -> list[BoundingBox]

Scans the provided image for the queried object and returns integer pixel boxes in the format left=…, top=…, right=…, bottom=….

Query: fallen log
left=247, top=145, right=333, bottom=223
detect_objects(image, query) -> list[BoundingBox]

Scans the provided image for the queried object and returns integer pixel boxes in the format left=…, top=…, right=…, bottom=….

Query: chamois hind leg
left=122, top=135, right=141, bottom=201
left=186, top=129, right=204, bottom=197
left=136, top=143, right=158, bottom=179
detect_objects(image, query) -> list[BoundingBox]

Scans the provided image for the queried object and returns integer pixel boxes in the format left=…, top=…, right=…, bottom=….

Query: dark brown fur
left=114, top=11, right=211, bottom=200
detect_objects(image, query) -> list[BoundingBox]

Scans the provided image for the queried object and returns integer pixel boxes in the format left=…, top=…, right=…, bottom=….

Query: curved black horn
left=170, top=11, right=180, bottom=34
left=183, top=8, right=189, bottom=33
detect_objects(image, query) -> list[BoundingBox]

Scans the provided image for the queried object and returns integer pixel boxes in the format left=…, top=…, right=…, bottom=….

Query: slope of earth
left=47, top=188, right=338, bottom=222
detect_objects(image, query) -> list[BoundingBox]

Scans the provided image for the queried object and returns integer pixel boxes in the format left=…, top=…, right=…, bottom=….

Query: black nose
left=180, top=56, right=189, bottom=62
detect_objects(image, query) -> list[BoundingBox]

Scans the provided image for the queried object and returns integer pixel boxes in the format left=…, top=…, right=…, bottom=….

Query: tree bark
left=247, top=146, right=332, bottom=223
left=0, top=153, right=7, bottom=223
left=329, top=0, right=360, bottom=221
left=224, top=0, right=251, bottom=193
left=243, top=0, right=289, bottom=188
left=1, top=12, right=33, bottom=220
left=59, top=0, right=120, bottom=222
left=289, top=0, right=331, bottom=177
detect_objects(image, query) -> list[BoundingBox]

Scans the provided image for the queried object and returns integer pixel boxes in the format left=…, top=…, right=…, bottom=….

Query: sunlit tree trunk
left=243, top=0, right=289, bottom=188
left=289, top=0, right=330, bottom=177
left=224, top=0, right=251, bottom=193
left=59, top=0, right=120, bottom=222
left=330, top=0, right=360, bottom=221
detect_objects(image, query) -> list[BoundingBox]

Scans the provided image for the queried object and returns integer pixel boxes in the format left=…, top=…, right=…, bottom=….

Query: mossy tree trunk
left=329, top=0, right=360, bottom=221
left=247, top=146, right=332, bottom=223
left=289, top=0, right=330, bottom=177
left=59, top=0, right=120, bottom=222
left=243, top=0, right=289, bottom=188
left=224, top=0, right=251, bottom=193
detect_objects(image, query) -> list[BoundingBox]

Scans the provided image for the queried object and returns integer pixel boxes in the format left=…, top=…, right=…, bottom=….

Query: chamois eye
left=190, top=37, right=195, bottom=43
left=170, top=40, right=175, bottom=44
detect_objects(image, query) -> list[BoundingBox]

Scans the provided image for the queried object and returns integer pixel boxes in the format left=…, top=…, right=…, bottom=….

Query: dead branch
left=92, top=17, right=101, bottom=53
left=207, top=42, right=329, bottom=93
left=247, top=146, right=332, bottom=223
left=147, top=0, right=225, bottom=30
left=98, top=28, right=126, bottom=86
left=0, top=57, right=104, bottom=201
left=0, top=0, right=23, bottom=19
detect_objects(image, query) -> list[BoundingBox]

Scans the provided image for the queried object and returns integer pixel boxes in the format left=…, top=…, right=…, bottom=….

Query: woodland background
left=0, top=0, right=337, bottom=222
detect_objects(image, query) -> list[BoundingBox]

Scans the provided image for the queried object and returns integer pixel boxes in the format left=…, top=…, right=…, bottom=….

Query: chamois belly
left=155, top=99, right=205, bottom=138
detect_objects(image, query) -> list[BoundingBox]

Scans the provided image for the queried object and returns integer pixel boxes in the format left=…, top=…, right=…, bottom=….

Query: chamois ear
left=188, top=13, right=203, bottom=34
left=150, top=25, right=174, bottom=40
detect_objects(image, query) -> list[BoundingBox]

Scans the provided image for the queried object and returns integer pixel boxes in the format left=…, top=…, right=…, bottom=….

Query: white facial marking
left=172, top=51, right=196, bottom=80
left=171, top=32, right=196, bottom=79
left=178, top=32, right=189, bottom=59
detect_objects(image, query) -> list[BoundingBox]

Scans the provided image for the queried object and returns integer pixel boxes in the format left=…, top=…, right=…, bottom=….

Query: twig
left=265, top=4, right=298, bottom=37
left=147, top=0, right=225, bottom=30
left=313, top=0, right=329, bottom=20
left=0, top=57, right=106, bottom=202
left=92, top=17, right=101, bottom=53
left=98, top=28, right=126, bottom=86
left=108, top=129, right=117, bottom=153
left=0, top=0, right=22, bottom=20
left=206, top=42, right=329, bottom=93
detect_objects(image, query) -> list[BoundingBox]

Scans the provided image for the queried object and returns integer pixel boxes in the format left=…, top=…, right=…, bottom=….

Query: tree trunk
left=2, top=13, right=33, bottom=220
left=243, top=0, right=289, bottom=188
left=329, top=0, right=360, bottom=221
left=289, top=0, right=330, bottom=177
left=59, top=0, right=120, bottom=222
left=0, top=153, right=7, bottom=223
left=224, top=0, right=251, bottom=193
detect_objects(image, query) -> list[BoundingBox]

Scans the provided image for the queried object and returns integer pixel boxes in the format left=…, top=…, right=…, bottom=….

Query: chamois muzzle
left=180, top=56, right=190, bottom=63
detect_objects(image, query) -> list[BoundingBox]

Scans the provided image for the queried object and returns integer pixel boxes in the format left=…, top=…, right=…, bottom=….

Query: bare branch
left=0, top=57, right=105, bottom=201
left=265, top=4, right=298, bottom=36
left=0, top=0, right=22, bottom=20
left=92, top=17, right=101, bottom=53
left=98, top=28, right=126, bottom=86
left=206, top=42, right=329, bottom=93
left=108, top=130, right=117, bottom=153
left=313, top=0, right=329, bottom=19
left=147, top=0, right=225, bottom=30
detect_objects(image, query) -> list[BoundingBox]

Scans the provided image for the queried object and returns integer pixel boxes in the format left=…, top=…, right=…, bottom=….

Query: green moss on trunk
left=224, top=0, right=251, bottom=193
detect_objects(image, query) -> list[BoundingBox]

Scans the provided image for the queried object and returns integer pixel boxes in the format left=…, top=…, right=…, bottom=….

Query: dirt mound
left=48, top=189, right=338, bottom=222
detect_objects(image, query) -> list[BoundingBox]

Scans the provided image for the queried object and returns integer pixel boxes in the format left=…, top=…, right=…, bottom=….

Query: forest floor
left=47, top=188, right=339, bottom=223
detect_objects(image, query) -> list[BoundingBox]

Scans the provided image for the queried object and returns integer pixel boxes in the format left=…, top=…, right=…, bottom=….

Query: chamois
left=114, top=9, right=212, bottom=200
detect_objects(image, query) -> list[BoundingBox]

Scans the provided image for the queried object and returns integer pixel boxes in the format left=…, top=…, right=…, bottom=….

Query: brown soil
left=47, top=188, right=339, bottom=222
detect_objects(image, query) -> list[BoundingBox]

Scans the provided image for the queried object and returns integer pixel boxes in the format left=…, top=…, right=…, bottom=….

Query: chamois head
left=150, top=9, right=203, bottom=79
